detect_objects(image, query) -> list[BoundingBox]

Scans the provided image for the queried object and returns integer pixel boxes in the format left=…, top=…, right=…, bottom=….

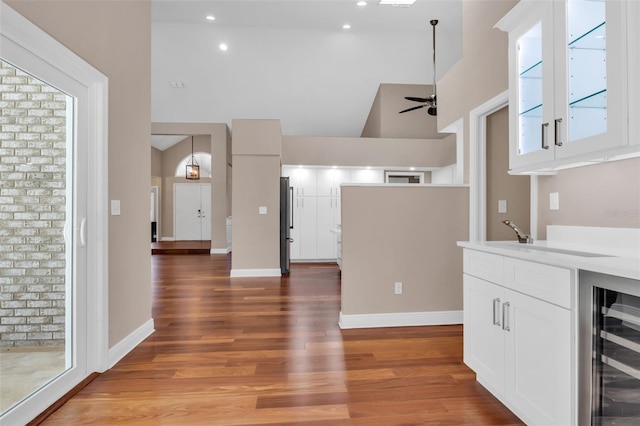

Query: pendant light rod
left=430, top=19, right=438, bottom=101
left=186, top=135, right=200, bottom=180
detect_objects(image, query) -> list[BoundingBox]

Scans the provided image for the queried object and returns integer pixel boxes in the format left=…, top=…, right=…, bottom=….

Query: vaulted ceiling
left=151, top=0, right=462, bottom=143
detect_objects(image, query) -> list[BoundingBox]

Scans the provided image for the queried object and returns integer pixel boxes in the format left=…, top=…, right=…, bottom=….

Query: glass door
left=508, top=0, right=555, bottom=170
left=0, top=3, right=103, bottom=420
left=592, top=287, right=640, bottom=424
left=566, top=0, right=607, bottom=143
left=0, top=55, right=86, bottom=420
left=554, top=0, right=628, bottom=158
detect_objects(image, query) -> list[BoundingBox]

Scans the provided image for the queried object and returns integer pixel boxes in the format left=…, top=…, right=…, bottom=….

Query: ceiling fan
left=400, top=19, right=439, bottom=116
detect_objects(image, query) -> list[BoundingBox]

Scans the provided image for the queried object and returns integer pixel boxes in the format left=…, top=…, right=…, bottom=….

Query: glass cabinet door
left=566, top=0, right=606, bottom=144
left=554, top=0, right=627, bottom=157
left=508, top=1, right=555, bottom=171
left=517, top=22, right=544, bottom=156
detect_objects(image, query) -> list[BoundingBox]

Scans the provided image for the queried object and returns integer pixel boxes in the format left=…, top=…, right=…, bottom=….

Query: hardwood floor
left=41, top=255, right=523, bottom=425
left=151, top=240, right=211, bottom=255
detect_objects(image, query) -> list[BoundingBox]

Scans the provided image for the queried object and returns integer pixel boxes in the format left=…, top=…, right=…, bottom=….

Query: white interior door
left=174, top=183, right=211, bottom=241
left=200, top=184, right=211, bottom=240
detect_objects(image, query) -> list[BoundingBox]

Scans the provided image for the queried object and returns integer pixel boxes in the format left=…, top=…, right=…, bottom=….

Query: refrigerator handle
left=289, top=186, right=294, bottom=229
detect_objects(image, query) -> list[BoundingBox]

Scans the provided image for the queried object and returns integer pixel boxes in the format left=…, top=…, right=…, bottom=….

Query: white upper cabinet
left=282, top=166, right=317, bottom=197
left=497, top=0, right=636, bottom=174
left=349, top=168, right=384, bottom=184
left=316, top=168, right=350, bottom=197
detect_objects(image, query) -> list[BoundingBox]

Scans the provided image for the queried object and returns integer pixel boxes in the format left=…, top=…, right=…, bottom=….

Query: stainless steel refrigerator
left=280, top=177, right=293, bottom=274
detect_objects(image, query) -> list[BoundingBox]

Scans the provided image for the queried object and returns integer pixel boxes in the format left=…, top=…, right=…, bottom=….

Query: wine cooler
left=580, top=271, right=640, bottom=425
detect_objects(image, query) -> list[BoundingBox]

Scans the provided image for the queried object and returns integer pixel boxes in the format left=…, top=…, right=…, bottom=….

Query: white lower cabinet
left=290, top=196, right=317, bottom=260
left=463, top=249, right=574, bottom=426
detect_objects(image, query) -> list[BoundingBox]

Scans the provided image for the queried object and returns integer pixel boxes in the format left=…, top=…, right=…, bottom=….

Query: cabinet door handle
left=493, top=298, right=501, bottom=326
left=554, top=118, right=563, bottom=147
left=502, top=302, right=511, bottom=332
left=541, top=122, right=550, bottom=150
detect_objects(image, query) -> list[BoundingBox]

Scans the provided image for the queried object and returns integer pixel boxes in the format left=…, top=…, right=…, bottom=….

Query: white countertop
left=458, top=240, right=640, bottom=281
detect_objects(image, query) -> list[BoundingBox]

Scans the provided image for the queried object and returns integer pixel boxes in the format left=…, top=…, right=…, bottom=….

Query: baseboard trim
left=338, top=310, right=463, bottom=329
left=108, top=319, right=155, bottom=368
left=210, top=247, right=231, bottom=254
left=160, top=237, right=175, bottom=242
left=230, top=268, right=281, bottom=278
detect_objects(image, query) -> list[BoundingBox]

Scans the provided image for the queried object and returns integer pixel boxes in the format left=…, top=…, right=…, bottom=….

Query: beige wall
left=282, top=134, right=456, bottom=168
left=362, top=84, right=444, bottom=139
left=161, top=135, right=210, bottom=178
left=437, top=0, right=517, bottom=183
left=537, top=158, right=640, bottom=239
left=151, top=146, right=162, bottom=177
left=231, top=119, right=282, bottom=271
left=6, top=0, right=153, bottom=347
left=341, top=185, right=469, bottom=315
left=151, top=123, right=230, bottom=250
left=485, top=106, right=531, bottom=240
left=361, top=85, right=382, bottom=137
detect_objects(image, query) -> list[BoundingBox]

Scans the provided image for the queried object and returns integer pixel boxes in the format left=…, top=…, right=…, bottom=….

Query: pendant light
left=185, top=136, right=200, bottom=180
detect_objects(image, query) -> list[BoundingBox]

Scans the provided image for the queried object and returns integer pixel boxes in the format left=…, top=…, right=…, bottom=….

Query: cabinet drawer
left=504, top=258, right=574, bottom=309
left=463, top=250, right=504, bottom=285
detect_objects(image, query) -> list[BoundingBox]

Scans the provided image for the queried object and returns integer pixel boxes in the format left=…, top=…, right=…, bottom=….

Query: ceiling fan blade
left=404, top=96, right=429, bottom=103
left=399, top=105, right=426, bottom=114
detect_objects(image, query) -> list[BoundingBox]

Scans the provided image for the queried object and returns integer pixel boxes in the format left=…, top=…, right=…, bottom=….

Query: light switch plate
left=550, top=192, right=559, bottom=210
left=111, top=200, right=121, bottom=216
left=498, top=199, right=507, bottom=213
left=259, top=206, right=267, bottom=215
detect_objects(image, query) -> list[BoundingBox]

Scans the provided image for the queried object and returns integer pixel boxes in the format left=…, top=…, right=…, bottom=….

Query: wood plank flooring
left=151, top=240, right=211, bottom=255
left=41, top=255, right=523, bottom=425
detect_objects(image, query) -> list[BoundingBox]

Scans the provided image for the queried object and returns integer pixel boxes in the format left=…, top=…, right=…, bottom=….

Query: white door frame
left=468, top=90, right=537, bottom=241
left=0, top=4, right=109, bottom=425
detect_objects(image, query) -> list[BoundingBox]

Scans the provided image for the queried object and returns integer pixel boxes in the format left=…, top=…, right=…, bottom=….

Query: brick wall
left=0, top=60, right=67, bottom=349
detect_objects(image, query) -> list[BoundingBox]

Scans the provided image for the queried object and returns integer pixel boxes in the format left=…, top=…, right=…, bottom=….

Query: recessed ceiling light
left=342, top=24, right=351, bottom=30
left=205, top=15, right=215, bottom=21
left=219, top=43, right=228, bottom=51
left=357, top=1, right=367, bottom=6
left=378, top=0, right=416, bottom=5
left=409, top=167, right=416, bottom=171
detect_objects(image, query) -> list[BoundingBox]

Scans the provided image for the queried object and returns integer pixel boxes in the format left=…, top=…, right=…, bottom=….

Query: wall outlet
left=394, top=282, right=403, bottom=295
left=498, top=199, right=507, bottom=213
left=259, top=206, right=267, bottom=215
left=550, top=192, right=560, bottom=211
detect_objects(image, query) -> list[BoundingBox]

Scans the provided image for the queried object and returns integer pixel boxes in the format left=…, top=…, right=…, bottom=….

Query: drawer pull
left=502, top=302, right=511, bottom=332
left=493, top=298, right=501, bottom=326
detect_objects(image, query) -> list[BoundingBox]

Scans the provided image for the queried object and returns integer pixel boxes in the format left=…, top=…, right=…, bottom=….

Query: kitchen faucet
left=502, top=220, right=533, bottom=244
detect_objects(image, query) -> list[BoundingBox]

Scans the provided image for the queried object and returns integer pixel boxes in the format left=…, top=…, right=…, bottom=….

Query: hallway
left=40, top=255, right=522, bottom=425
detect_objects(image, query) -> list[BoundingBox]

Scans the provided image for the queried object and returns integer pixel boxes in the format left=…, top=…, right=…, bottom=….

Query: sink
left=490, top=242, right=614, bottom=258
